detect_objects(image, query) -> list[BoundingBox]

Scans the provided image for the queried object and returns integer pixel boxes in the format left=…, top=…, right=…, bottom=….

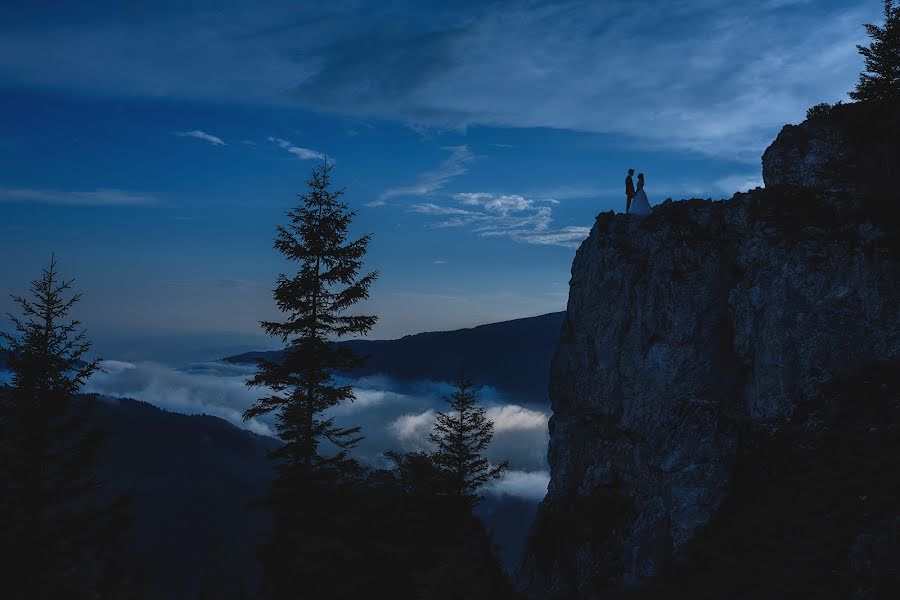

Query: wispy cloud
left=410, top=191, right=588, bottom=249
left=509, top=226, right=592, bottom=248
left=0, top=187, right=159, bottom=206
left=173, top=130, right=225, bottom=146
left=409, top=202, right=475, bottom=216
left=458, top=193, right=534, bottom=215
left=388, top=409, right=436, bottom=449
left=379, top=145, right=476, bottom=201
left=268, top=136, right=326, bottom=161
left=487, top=470, right=550, bottom=501
left=0, top=2, right=876, bottom=161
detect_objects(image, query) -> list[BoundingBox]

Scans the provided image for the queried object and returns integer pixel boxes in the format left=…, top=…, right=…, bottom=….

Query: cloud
left=268, top=136, right=326, bottom=161
left=0, top=187, right=159, bottom=206
left=0, top=2, right=877, bottom=161
left=486, top=470, right=550, bottom=501
left=409, top=202, right=476, bottom=216
left=458, top=193, right=534, bottom=215
left=412, top=192, right=588, bottom=249
left=16, top=358, right=551, bottom=500
left=486, top=405, right=548, bottom=433
left=388, top=409, right=436, bottom=449
left=511, top=226, right=592, bottom=248
left=385, top=400, right=548, bottom=472
left=173, top=130, right=225, bottom=146
left=380, top=145, right=476, bottom=200
left=85, top=360, right=273, bottom=436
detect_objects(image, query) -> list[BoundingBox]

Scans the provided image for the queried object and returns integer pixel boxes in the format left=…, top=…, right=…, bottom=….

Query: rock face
left=762, top=120, right=851, bottom=192
left=520, top=107, right=899, bottom=598
left=763, top=102, right=900, bottom=200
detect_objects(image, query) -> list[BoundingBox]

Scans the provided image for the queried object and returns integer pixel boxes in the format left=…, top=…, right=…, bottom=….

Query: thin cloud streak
left=268, top=136, right=327, bottom=161
left=380, top=145, right=476, bottom=200
left=0, top=187, right=159, bottom=206
left=173, top=130, right=225, bottom=146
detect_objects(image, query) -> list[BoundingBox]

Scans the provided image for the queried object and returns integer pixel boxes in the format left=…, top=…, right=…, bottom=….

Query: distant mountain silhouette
left=224, top=312, right=565, bottom=404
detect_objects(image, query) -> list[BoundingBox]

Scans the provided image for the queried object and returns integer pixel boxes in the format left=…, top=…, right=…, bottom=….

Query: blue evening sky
left=0, top=0, right=879, bottom=362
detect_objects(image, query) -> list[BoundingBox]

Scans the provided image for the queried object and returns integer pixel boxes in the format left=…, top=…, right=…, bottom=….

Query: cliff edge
left=520, top=102, right=899, bottom=598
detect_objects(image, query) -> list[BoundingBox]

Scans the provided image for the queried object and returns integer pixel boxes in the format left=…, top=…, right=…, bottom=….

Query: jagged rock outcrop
left=520, top=105, right=899, bottom=598
left=762, top=119, right=851, bottom=192
left=763, top=101, right=899, bottom=200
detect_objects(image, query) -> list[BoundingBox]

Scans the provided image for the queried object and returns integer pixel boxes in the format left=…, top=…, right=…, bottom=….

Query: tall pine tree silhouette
left=244, top=161, right=377, bottom=598
left=428, top=376, right=508, bottom=506
left=850, top=0, right=900, bottom=103
left=0, top=256, right=132, bottom=600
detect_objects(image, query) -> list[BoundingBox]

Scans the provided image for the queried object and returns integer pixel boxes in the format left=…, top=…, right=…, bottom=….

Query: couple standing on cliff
left=625, top=169, right=652, bottom=215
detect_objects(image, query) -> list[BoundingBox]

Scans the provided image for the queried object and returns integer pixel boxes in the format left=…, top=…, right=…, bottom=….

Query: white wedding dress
left=630, top=184, right=652, bottom=215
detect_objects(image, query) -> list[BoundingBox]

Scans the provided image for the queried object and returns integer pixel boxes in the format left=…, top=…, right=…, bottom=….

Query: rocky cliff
left=520, top=102, right=899, bottom=598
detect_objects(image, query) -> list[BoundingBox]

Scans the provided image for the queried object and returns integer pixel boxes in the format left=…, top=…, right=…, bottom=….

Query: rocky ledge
left=520, top=102, right=899, bottom=599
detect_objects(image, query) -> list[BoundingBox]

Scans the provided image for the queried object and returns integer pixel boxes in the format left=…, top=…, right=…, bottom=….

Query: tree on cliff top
left=850, top=0, right=900, bottom=103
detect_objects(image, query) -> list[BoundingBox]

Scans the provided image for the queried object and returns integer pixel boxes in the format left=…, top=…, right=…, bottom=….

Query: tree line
left=0, top=162, right=514, bottom=599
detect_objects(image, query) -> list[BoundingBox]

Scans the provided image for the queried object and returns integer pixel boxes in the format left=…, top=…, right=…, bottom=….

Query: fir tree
left=0, top=256, right=132, bottom=600
left=243, top=161, right=377, bottom=598
left=428, top=376, right=508, bottom=505
left=244, top=160, right=377, bottom=474
left=850, top=0, right=900, bottom=103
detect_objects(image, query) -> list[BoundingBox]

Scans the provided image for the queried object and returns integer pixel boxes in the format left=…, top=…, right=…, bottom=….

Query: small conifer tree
left=428, top=376, right=508, bottom=505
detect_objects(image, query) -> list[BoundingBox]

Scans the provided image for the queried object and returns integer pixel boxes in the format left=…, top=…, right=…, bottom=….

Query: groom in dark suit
left=625, top=169, right=635, bottom=214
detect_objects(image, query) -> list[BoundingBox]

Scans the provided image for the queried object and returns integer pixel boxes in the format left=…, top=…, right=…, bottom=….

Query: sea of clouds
left=74, top=360, right=550, bottom=502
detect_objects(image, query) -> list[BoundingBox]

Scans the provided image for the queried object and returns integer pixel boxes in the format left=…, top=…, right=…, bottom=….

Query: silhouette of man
left=625, top=169, right=635, bottom=214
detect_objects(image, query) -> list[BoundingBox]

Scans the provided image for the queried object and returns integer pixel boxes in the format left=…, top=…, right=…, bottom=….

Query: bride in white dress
left=630, top=173, right=652, bottom=215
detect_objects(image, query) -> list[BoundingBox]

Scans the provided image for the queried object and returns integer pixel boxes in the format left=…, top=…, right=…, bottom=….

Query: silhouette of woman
left=630, top=173, right=652, bottom=215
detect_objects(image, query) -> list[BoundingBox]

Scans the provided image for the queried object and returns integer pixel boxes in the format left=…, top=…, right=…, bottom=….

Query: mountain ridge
left=223, top=311, right=565, bottom=404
